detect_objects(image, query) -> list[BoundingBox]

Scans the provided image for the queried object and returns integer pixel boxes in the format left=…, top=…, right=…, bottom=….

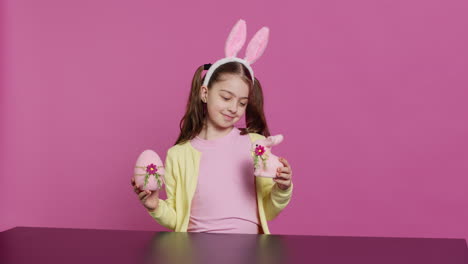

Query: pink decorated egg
left=134, top=150, right=165, bottom=191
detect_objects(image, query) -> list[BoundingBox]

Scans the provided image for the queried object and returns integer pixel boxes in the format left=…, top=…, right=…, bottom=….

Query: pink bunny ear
left=263, top=136, right=275, bottom=148
left=271, top=135, right=284, bottom=146
left=225, top=19, right=247, bottom=58
left=244, top=26, right=269, bottom=65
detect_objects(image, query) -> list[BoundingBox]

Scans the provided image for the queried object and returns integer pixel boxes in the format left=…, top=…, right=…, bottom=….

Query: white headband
left=202, top=19, right=270, bottom=87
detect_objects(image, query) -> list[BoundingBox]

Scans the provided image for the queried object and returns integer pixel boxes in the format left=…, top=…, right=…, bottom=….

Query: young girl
left=131, top=19, right=293, bottom=234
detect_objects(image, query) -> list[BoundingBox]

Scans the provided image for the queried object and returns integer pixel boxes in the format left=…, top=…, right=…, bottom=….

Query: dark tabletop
left=1, top=227, right=467, bottom=264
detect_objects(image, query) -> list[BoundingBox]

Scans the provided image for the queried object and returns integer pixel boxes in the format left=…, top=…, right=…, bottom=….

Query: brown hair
left=174, top=61, right=271, bottom=145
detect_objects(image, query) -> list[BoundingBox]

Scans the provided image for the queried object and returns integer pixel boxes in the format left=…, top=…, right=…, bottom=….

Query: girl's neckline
left=190, top=126, right=240, bottom=150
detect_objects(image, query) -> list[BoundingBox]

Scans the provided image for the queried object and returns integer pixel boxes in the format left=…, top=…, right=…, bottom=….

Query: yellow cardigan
left=147, top=132, right=293, bottom=234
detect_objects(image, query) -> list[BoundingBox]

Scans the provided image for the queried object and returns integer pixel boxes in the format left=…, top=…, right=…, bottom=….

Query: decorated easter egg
left=134, top=150, right=165, bottom=191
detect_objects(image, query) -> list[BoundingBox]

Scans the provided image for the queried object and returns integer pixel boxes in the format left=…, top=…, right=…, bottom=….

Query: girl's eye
left=240, top=103, right=247, bottom=107
left=222, top=97, right=230, bottom=101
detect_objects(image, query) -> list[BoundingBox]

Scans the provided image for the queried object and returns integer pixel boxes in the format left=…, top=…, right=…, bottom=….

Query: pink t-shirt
left=187, top=127, right=260, bottom=234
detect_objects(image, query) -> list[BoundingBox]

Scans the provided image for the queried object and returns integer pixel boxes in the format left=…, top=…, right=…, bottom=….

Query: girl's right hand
left=131, top=176, right=160, bottom=212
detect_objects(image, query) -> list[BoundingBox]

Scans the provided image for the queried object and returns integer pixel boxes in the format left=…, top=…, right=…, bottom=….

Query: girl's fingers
left=131, top=177, right=140, bottom=194
left=275, top=173, right=291, bottom=180
left=134, top=184, right=141, bottom=194
left=274, top=178, right=290, bottom=186
left=279, top=157, right=290, bottom=168
left=149, top=189, right=159, bottom=198
left=138, top=190, right=150, bottom=200
left=277, top=166, right=291, bottom=174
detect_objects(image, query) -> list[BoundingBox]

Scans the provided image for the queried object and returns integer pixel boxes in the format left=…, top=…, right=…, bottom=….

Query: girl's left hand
left=274, top=157, right=293, bottom=191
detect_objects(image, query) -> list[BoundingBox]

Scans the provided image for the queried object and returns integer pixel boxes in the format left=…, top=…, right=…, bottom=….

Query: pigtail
left=239, top=77, right=271, bottom=138
left=174, top=65, right=206, bottom=145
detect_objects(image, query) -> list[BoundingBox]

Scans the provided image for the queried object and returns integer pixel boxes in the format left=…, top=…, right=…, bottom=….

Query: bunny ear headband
left=202, top=19, right=270, bottom=87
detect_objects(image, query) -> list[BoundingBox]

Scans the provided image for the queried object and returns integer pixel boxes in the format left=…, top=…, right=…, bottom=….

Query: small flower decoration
left=253, top=144, right=268, bottom=170
left=144, top=163, right=163, bottom=189
left=255, top=145, right=265, bottom=156
left=146, top=164, right=158, bottom=174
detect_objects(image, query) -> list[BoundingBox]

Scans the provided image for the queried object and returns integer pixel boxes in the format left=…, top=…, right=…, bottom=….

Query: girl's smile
left=222, top=114, right=235, bottom=120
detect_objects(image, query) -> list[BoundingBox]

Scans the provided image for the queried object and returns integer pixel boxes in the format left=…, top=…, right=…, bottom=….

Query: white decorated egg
left=134, top=150, right=165, bottom=191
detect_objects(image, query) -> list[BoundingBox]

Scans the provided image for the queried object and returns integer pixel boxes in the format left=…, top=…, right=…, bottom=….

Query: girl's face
left=200, top=74, right=250, bottom=129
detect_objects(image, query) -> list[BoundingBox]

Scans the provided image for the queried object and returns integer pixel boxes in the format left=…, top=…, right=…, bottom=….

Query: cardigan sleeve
left=147, top=148, right=177, bottom=230
left=262, top=177, right=294, bottom=221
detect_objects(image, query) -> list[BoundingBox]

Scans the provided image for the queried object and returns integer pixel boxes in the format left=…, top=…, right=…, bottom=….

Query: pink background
left=1, top=0, right=467, bottom=240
